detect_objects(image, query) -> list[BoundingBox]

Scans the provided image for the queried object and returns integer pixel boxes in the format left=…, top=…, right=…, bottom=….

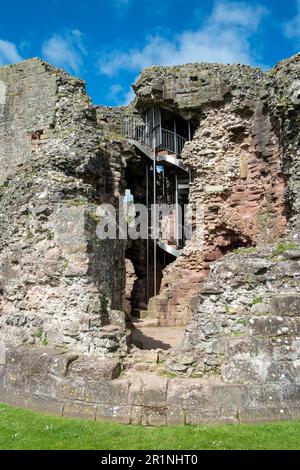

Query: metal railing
left=121, top=116, right=186, bottom=158
left=121, top=116, right=150, bottom=147
left=159, top=128, right=186, bottom=157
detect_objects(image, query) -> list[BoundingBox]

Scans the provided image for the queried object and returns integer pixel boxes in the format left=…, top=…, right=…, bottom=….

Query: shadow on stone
left=130, top=327, right=172, bottom=350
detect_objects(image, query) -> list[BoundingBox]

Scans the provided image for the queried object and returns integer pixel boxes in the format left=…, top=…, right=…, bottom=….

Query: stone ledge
left=239, top=405, right=300, bottom=424
left=1, top=346, right=300, bottom=426
left=63, top=401, right=97, bottom=420
left=2, top=385, right=300, bottom=426
left=0, top=386, right=64, bottom=416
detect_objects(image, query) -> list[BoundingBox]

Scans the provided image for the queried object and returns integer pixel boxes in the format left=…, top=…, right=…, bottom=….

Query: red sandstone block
left=247, top=193, right=263, bottom=201
left=248, top=201, right=261, bottom=207
left=230, top=194, right=245, bottom=202
left=186, top=273, right=205, bottom=283
left=230, top=201, right=242, bottom=208
left=203, top=251, right=219, bottom=262
left=166, top=317, right=176, bottom=327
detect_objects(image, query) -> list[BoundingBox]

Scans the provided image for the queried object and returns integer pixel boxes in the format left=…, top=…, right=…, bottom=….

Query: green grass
left=251, top=296, right=263, bottom=305
left=272, top=242, right=297, bottom=257
left=0, top=404, right=300, bottom=450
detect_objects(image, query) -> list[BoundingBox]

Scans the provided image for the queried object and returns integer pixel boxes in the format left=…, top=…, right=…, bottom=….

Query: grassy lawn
left=0, top=404, right=300, bottom=450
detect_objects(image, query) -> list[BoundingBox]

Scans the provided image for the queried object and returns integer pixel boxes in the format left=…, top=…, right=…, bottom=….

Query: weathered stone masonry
left=0, top=59, right=129, bottom=355
left=134, top=62, right=288, bottom=327
left=1, top=55, right=300, bottom=425
left=1, top=345, right=300, bottom=425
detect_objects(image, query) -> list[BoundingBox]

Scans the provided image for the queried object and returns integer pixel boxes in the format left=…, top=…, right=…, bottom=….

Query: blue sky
left=0, top=0, right=300, bottom=106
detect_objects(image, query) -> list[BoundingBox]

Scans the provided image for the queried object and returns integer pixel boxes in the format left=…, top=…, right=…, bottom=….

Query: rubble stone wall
left=0, top=59, right=129, bottom=355
left=134, top=59, right=299, bottom=326
left=1, top=55, right=300, bottom=426
left=182, top=244, right=300, bottom=379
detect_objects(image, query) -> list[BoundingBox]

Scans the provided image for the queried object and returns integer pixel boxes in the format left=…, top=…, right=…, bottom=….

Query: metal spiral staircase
left=121, top=115, right=189, bottom=171
left=121, top=112, right=191, bottom=260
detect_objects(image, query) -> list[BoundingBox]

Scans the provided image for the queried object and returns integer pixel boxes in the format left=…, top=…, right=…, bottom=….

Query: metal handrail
left=121, top=116, right=186, bottom=158
left=121, top=116, right=150, bottom=147
left=159, top=128, right=186, bottom=157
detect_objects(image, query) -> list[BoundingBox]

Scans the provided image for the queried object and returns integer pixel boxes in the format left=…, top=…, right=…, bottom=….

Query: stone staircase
left=129, top=318, right=185, bottom=351
left=139, top=271, right=204, bottom=327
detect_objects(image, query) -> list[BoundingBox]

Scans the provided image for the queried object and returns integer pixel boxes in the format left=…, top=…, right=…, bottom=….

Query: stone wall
left=0, top=59, right=129, bottom=355
left=96, top=105, right=133, bottom=135
left=266, top=54, right=300, bottom=234
left=1, top=344, right=300, bottom=425
left=1, top=55, right=300, bottom=426
left=182, top=243, right=300, bottom=379
left=134, top=60, right=293, bottom=327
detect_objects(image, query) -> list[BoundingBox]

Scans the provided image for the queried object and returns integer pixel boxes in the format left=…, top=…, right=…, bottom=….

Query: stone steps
left=129, top=322, right=185, bottom=351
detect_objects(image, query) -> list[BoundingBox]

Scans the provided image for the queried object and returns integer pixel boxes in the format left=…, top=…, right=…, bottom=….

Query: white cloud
left=107, top=83, right=135, bottom=105
left=42, top=29, right=86, bottom=73
left=108, top=83, right=124, bottom=102
left=284, top=0, right=300, bottom=46
left=210, top=0, right=267, bottom=29
left=123, top=87, right=135, bottom=105
left=0, top=39, right=22, bottom=65
left=98, top=0, right=268, bottom=77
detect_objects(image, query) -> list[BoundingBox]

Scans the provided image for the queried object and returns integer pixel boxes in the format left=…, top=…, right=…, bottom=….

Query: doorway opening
left=124, top=155, right=179, bottom=319
left=122, top=107, right=194, bottom=351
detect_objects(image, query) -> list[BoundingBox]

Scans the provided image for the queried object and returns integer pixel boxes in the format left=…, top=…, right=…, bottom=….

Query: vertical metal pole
left=153, top=108, right=157, bottom=298
left=153, top=152, right=157, bottom=298
left=188, top=120, right=191, bottom=141
left=146, top=164, right=149, bottom=304
left=162, top=166, right=165, bottom=204
left=145, top=112, right=149, bottom=147
left=160, top=125, right=162, bottom=149
left=162, top=166, right=166, bottom=267
left=175, top=172, right=180, bottom=247
left=174, top=118, right=177, bottom=156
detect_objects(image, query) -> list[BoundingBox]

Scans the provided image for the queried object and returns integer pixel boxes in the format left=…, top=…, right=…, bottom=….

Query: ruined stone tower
left=1, top=54, right=300, bottom=425
left=0, top=59, right=128, bottom=355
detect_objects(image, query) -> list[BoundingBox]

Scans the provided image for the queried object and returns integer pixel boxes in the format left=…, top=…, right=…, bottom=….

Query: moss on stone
left=225, top=304, right=237, bottom=315
left=66, top=198, right=89, bottom=207
left=251, top=296, right=263, bottom=306
left=272, top=242, right=298, bottom=257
